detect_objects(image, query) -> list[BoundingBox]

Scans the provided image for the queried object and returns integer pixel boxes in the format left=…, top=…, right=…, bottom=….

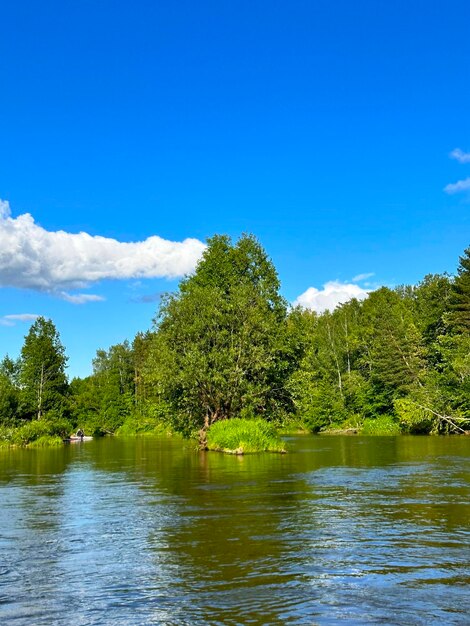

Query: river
left=0, top=435, right=469, bottom=625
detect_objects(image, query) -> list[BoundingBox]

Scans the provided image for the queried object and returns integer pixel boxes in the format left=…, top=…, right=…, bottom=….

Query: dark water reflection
left=0, top=435, right=469, bottom=625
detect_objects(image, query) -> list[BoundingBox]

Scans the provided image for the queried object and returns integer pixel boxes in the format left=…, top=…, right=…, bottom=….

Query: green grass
left=360, top=415, right=402, bottom=435
left=29, top=435, right=64, bottom=447
left=206, top=418, right=286, bottom=454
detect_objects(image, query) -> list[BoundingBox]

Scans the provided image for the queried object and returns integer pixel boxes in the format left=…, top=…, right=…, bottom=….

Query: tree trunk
left=37, top=363, right=44, bottom=420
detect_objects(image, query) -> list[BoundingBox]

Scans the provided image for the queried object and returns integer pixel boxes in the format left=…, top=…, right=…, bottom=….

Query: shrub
left=11, top=420, right=50, bottom=445
left=29, top=435, right=63, bottom=448
left=5, top=418, right=72, bottom=447
left=361, top=415, right=401, bottom=435
left=116, top=414, right=174, bottom=436
left=394, top=398, right=435, bottom=433
left=206, top=418, right=286, bottom=453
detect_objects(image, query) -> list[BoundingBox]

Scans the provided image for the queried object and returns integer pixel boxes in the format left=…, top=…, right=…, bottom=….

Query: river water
left=0, top=435, right=469, bottom=625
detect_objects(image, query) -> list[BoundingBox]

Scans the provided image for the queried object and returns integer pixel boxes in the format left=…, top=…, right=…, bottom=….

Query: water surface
left=0, top=435, right=469, bottom=625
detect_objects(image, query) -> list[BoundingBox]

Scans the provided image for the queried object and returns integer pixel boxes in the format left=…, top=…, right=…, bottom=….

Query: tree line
left=1, top=235, right=469, bottom=440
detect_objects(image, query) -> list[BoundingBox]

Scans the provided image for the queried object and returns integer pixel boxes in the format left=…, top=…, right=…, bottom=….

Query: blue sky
left=1, top=0, right=469, bottom=378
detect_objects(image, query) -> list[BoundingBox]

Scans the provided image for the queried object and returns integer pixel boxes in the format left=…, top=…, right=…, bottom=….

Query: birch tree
left=19, top=317, right=68, bottom=420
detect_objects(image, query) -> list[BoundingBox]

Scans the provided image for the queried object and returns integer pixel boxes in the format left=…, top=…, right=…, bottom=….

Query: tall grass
left=360, top=415, right=401, bottom=435
left=206, top=418, right=286, bottom=454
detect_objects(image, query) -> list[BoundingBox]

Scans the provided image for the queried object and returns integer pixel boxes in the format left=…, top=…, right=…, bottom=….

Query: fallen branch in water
left=414, top=403, right=468, bottom=434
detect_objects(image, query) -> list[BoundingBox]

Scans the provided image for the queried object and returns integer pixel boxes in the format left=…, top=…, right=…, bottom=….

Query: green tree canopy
left=450, top=246, right=470, bottom=332
left=19, top=317, right=68, bottom=420
left=0, top=355, right=20, bottom=425
left=144, top=234, right=290, bottom=436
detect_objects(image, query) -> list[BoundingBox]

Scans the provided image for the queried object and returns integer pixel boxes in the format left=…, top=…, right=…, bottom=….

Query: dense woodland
left=1, top=235, right=469, bottom=444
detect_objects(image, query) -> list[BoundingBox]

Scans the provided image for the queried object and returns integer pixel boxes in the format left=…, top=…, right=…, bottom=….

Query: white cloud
left=58, top=292, right=105, bottom=304
left=450, top=148, right=470, bottom=164
left=0, top=313, right=39, bottom=327
left=0, top=200, right=206, bottom=302
left=293, top=281, right=370, bottom=313
left=352, top=272, right=374, bottom=283
left=444, top=177, right=470, bottom=194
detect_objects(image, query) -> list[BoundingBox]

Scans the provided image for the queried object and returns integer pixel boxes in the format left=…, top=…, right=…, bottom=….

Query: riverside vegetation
left=1, top=235, right=469, bottom=450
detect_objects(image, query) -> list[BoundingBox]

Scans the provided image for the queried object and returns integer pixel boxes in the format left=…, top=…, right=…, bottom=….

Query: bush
left=1, top=418, right=73, bottom=447
left=276, top=416, right=309, bottom=434
left=394, top=398, right=435, bottom=433
left=206, top=418, right=286, bottom=453
left=116, top=414, right=174, bottom=436
left=11, top=420, right=50, bottom=445
left=0, top=425, right=15, bottom=447
left=29, top=435, right=63, bottom=448
left=361, top=415, right=401, bottom=435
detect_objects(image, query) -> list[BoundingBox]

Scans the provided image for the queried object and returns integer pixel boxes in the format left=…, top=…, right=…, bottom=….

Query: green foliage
left=206, top=418, right=286, bottom=453
left=29, top=436, right=64, bottom=448
left=68, top=376, right=101, bottom=425
left=116, top=402, right=175, bottom=436
left=0, top=356, right=20, bottom=425
left=0, top=418, right=72, bottom=447
left=450, top=246, right=470, bottom=332
left=290, top=374, right=347, bottom=432
left=2, top=240, right=469, bottom=440
left=275, top=415, right=309, bottom=434
left=116, top=418, right=173, bottom=436
left=395, top=396, right=470, bottom=435
left=19, top=317, right=68, bottom=420
left=287, top=263, right=468, bottom=434
left=361, top=415, right=401, bottom=435
left=68, top=340, right=137, bottom=434
left=145, top=234, right=293, bottom=435
left=360, top=288, right=426, bottom=410
left=412, top=273, right=453, bottom=345
left=395, top=398, right=437, bottom=433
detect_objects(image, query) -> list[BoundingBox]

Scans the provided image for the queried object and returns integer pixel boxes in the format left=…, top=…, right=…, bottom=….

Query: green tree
left=358, top=288, right=426, bottom=415
left=0, top=355, right=20, bottom=424
left=68, top=375, right=101, bottom=426
left=288, top=301, right=366, bottom=431
left=412, top=273, right=453, bottom=346
left=144, top=234, right=289, bottom=437
left=132, top=331, right=154, bottom=414
left=450, top=246, right=470, bottom=332
left=19, top=317, right=68, bottom=420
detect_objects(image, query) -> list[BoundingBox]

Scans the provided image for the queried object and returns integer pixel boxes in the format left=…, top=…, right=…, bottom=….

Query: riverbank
left=2, top=412, right=468, bottom=450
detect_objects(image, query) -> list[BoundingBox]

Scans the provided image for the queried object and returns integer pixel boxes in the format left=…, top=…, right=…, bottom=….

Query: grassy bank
left=205, top=418, right=286, bottom=454
left=360, top=415, right=402, bottom=435
left=0, top=419, right=72, bottom=448
left=0, top=412, right=179, bottom=448
left=320, top=415, right=403, bottom=436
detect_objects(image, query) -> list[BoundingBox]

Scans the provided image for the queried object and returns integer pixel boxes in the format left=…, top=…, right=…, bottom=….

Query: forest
left=1, top=234, right=469, bottom=446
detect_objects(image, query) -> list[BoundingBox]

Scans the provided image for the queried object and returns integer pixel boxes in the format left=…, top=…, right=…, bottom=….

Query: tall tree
left=450, top=246, right=470, bottom=332
left=132, top=331, right=154, bottom=414
left=0, top=355, right=20, bottom=425
left=412, top=273, right=453, bottom=346
left=89, top=341, right=135, bottom=430
left=144, top=234, right=289, bottom=436
left=19, top=317, right=68, bottom=420
left=357, top=288, right=426, bottom=414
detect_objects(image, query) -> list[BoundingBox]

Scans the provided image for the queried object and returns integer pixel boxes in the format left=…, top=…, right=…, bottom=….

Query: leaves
left=19, top=317, right=68, bottom=420
left=144, top=234, right=291, bottom=434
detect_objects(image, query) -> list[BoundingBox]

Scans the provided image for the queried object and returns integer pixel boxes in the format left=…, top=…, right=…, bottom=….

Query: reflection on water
left=0, top=435, right=469, bottom=625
